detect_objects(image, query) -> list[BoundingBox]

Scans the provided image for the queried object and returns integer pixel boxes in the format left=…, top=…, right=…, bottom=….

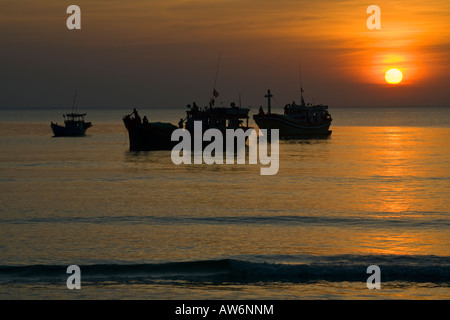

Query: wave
left=1, top=255, right=449, bottom=285
left=1, top=214, right=448, bottom=229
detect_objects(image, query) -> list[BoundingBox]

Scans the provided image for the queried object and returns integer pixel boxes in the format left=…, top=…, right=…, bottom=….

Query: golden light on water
left=385, top=68, right=403, bottom=84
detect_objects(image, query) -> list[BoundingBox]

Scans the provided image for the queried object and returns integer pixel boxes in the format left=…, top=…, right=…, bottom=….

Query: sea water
left=0, top=105, right=449, bottom=299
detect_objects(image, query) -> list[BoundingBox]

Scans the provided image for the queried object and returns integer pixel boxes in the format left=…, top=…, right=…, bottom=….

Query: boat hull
left=51, top=122, right=91, bottom=137
left=253, top=114, right=332, bottom=137
left=123, top=118, right=178, bottom=151
left=123, top=117, right=254, bottom=152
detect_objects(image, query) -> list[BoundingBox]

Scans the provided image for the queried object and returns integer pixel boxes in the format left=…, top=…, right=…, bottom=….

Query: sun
left=385, top=68, right=403, bottom=84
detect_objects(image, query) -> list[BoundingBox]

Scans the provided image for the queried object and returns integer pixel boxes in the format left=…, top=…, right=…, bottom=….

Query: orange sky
left=1, top=0, right=449, bottom=107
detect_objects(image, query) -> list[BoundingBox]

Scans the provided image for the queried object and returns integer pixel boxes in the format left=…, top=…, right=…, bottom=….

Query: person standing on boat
left=259, top=106, right=265, bottom=115
left=132, top=108, right=141, bottom=123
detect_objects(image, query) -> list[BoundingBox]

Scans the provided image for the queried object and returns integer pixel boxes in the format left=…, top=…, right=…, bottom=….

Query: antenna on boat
left=298, top=60, right=305, bottom=107
left=72, top=89, right=78, bottom=114
left=265, top=89, right=273, bottom=114
left=211, top=53, right=221, bottom=100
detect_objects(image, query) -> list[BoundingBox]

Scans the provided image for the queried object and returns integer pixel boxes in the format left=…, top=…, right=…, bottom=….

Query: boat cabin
left=184, top=103, right=250, bottom=131
left=284, top=102, right=332, bottom=124
left=63, top=113, right=91, bottom=128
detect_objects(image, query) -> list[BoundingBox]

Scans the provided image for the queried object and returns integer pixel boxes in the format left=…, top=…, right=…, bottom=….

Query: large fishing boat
left=124, top=55, right=252, bottom=151
left=50, top=90, right=92, bottom=136
left=123, top=101, right=251, bottom=151
left=253, top=89, right=332, bottom=137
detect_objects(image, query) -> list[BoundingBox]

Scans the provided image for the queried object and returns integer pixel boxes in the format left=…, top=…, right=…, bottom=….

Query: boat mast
left=211, top=53, right=221, bottom=100
left=298, top=60, right=305, bottom=107
left=72, top=89, right=78, bottom=114
left=265, top=89, right=273, bottom=114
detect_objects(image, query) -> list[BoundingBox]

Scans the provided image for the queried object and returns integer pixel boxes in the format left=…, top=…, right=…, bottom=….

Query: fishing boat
left=253, top=89, right=332, bottom=137
left=123, top=108, right=178, bottom=151
left=123, top=101, right=251, bottom=151
left=51, top=113, right=92, bottom=137
left=123, top=56, right=251, bottom=151
left=50, top=90, right=92, bottom=137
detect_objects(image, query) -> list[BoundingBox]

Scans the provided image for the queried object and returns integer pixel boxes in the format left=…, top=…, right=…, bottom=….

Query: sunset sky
left=1, top=0, right=449, bottom=108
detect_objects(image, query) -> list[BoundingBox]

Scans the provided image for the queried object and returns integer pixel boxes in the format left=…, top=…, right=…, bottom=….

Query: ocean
left=0, top=105, right=449, bottom=300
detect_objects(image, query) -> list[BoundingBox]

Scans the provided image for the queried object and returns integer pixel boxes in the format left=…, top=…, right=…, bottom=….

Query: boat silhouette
left=124, top=56, right=252, bottom=151
left=253, top=89, right=332, bottom=137
left=50, top=90, right=92, bottom=137
left=123, top=101, right=251, bottom=151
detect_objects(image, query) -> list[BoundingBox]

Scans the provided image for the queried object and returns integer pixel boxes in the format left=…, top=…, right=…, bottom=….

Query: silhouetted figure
left=143, top=116, right=149, bottom=125
left=178, top=118, right=184, bottom=128
left=132, top=108, right=141, bottom=123
left=258, top=106, right=264, bottom=115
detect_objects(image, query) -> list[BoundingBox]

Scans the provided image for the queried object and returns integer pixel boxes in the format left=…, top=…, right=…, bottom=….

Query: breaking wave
left=1, top=254, right=448, bottom=285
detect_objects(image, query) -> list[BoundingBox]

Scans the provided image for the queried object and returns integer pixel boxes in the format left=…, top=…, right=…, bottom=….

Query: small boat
left=123, top=101, right=251, bottom=151
left=253, top=89, right=332, bottom=138
left=51, top=113, right=92, bottom=137
left=51, top=90, right=92, bottom=137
